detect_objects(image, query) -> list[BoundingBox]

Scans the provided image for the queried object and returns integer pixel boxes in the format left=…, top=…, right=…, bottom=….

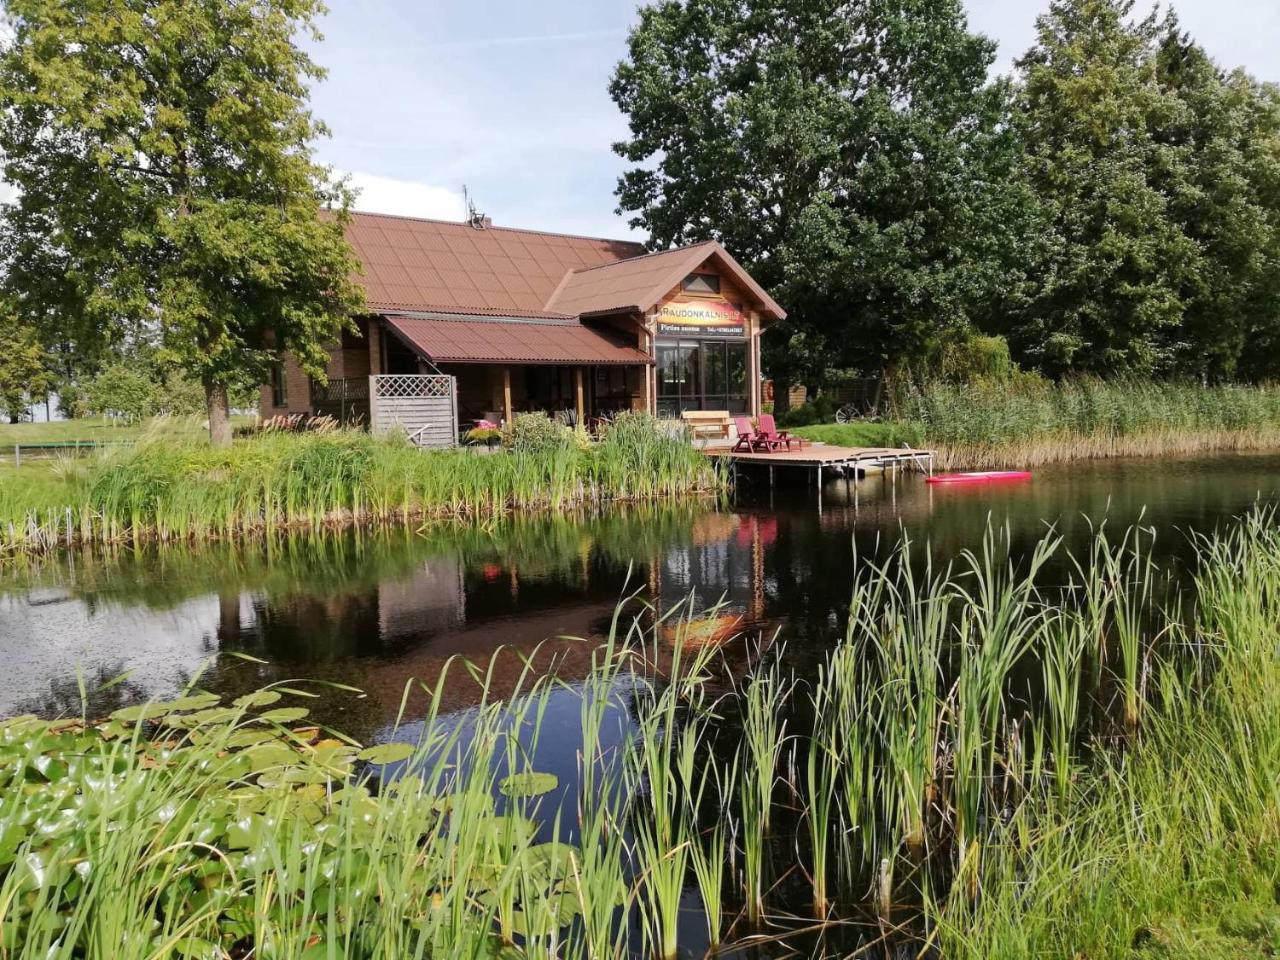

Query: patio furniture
left=681, top=410, right=733, bottom=441
left=732, top=416, right=786, bottom=453
left=758, top=413, right=801, bottom=451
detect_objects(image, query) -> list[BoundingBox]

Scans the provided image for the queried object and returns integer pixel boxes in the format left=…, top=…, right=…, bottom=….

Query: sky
left=309, top=0, right=1279, bottom=241
left=3, top=1, right=1277, bottom=236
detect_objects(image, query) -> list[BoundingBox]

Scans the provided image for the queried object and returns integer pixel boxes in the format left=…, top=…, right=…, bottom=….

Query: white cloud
left=0, top=179, right=17, bottom=205
left=344, top=171, right=466, bottom=221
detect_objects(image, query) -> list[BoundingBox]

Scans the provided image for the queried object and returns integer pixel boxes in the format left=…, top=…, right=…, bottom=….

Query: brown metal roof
left=347, top=211, right=646, bottom=314
left=384, top=314, right=652, bottom=366
left=544, top=240, right=787, bottom=321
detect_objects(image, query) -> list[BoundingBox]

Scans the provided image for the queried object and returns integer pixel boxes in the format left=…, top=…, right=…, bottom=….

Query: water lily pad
left=110, top=702, right=175, bottom=723
left=256, top=707, right=310, bottom=725
left=233, top=691, right=282, bottom=709
left=356, top=743, right=415, bottom=765
left=499, top=771, right=559, bottom=798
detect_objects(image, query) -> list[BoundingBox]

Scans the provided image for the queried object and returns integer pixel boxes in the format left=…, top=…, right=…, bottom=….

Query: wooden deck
left=708, top=444, right=932, bottom=468
left=707, top=443, right=935, bottom=510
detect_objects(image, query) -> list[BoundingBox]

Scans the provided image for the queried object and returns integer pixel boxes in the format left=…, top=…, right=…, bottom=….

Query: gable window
left=270, top=363, right=288, bottom=407
left=681, top=273, right=721, bottom=295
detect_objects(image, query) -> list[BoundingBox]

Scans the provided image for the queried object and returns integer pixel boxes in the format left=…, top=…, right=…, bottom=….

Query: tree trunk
left=205, top=378, right=232, bottom=447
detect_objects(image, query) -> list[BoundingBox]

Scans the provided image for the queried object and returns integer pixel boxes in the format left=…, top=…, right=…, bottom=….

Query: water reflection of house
left=652, top=512, right=778, bottom=631
left=336, top=511, right=782, bottom=722
left=376, top=558, right=467, bottom=640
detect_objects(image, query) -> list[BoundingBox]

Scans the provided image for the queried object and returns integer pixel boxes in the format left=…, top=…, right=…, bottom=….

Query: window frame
left=270, top=363, right=288, bottom=408
left=681, top=272, right=721, bottom=295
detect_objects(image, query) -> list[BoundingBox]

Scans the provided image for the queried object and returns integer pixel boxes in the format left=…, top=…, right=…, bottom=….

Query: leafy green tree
left=0, top=0, right=364, bottom=446
left=1010, top=0, right=1196, bottom=376
left=0, top=307, right=55, bottom=423
left=1152, top=29, right=1280, bottom=380
left=84, top=363, right=162, bottom=422
left=1008, top=1, right=1280, bottom=380
left=611, top=0, right=1044, bottom=400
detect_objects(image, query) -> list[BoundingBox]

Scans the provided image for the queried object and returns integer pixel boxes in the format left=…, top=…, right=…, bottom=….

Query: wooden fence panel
left=369, top=375, right=457, bottom=448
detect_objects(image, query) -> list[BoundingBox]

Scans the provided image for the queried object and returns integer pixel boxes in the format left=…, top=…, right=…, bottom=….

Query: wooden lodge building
left=260, top=211, right=785, bottom=435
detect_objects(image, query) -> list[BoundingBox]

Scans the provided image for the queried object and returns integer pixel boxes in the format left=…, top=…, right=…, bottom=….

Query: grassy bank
left=792, top=379, right=1280, bottom=468
left=0, top=415, right=723, bottom=554
left=0, top=415, right=254, bottom=447
left=5, top=512, right=1280, bottom=956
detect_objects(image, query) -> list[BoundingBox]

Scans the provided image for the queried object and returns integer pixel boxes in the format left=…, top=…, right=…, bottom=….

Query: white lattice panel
left=372, top=375, right=453, bottom=399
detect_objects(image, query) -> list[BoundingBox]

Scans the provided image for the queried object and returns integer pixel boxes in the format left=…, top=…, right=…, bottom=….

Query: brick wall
left=258, top=319, right=373, bottom=419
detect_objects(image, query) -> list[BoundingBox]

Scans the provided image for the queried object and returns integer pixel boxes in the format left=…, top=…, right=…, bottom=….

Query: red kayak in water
left=927, top=471, right=1032, bottom=485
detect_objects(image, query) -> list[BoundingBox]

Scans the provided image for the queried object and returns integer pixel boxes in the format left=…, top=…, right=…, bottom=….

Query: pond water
left=3, top=451, right=1278, bottom=740
left=4, top=452, right=1280, bottom=955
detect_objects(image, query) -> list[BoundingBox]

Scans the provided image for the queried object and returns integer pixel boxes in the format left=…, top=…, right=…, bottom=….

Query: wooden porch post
left=749, top=311, right=762, bottom=418
left=641, top=330, right=654, bottom=415
left=502, top=367, right=513, bottom=425
left=575, top=367, right=585, bottom=426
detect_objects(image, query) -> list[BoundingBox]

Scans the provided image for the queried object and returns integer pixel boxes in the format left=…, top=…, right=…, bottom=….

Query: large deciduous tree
left=0, top=0, right=364, bottom=445
left=1009, top=0, right=1280, bottom=379
left=0, top=303, right=55, bottom=423
left=611, top=0, right=1043, bottom=397
left=1153, top=29, right=1280, bottom=380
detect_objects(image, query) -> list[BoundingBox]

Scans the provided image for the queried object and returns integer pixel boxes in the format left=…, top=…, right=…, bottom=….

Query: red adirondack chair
left=732, top=416, right=785, bottom=453
left=757, top=414, right=800, bottom=451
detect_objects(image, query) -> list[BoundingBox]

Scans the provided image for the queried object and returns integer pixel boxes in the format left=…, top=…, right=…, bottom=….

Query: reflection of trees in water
left=12, top=660, right=150, bottom=719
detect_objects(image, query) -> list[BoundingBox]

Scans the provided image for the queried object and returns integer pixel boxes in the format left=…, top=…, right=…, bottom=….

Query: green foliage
left=938, top=334, right=1021, bottom=385
left=6, top=512, right=1280, bottom=957
left=0, top=0, right=365, bottom=443
left=81, top=362, right=215, bottom=421
left=0, top=306, right=54, bottom=422
left=899, top=378, right=1280, bottom=447
left=791, top=420, right=925, bottom=448
left=1006, top=0, right=1280, bottom=378
left=0, top=682, right=601, bottom=958
left=774, top=394, right=838, bottom=427
left=464, top=426, right=502, bottom=446
left=939, top=511, right=1280, bottom=958
left=501, top=412, right=574, bottom=454
left=82, top=364, right=161, bottom=422
left=0, top=424, right=724, bottom=553
left=611, top=0, right=1044, bottom=383
left=614, top=0, right=1280, bottom=385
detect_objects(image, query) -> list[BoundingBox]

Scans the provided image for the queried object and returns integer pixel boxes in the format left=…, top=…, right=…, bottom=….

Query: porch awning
left=383, top=313, right=652, bottom=366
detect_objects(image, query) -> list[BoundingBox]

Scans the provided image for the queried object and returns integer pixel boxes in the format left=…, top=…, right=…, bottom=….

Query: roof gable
left=544, top=241, right=786, bottom=321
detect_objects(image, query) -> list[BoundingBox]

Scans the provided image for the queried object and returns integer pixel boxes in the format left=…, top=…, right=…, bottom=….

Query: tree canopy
left=1007, top=0, right=1280, bottom=379
left=0, top=0, right=365, bottom=443
left=613, top=0, right=1280, bottom=389
left=610, top=0, right=1044, bottom=394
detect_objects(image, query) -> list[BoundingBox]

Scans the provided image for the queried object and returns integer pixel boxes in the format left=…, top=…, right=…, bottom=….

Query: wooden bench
left=680, top=410, right=733, bottom=440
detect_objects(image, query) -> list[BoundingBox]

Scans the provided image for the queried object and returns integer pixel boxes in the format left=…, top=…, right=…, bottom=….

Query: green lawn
left=0, top=415, right=252, bottom=447
left=790, top=420, right=924, bottom=448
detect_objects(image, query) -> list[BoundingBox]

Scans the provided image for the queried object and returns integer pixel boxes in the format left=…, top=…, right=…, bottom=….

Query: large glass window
left=657, top=339, right=747, bottom=415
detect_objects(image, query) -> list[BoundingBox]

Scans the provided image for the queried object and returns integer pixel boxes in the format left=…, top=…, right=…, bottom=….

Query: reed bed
left=0, top=414, right=724, bottom=555
left=897, top=378, right=1280, bottom=469
left=5, top=512, right=1280, bottom=957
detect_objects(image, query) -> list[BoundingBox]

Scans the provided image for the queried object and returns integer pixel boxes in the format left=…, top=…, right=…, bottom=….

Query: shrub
left=502, top=412, right=574, bottom=454
left=776, top=393, right=838, bottom=427
left=465, top=426, right=502, bottom=446
left=83, top=363, right=161, bottom=421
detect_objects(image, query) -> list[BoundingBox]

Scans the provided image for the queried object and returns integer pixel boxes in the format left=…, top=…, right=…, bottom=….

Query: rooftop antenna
left=463, top=185, right=490, bottom=230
